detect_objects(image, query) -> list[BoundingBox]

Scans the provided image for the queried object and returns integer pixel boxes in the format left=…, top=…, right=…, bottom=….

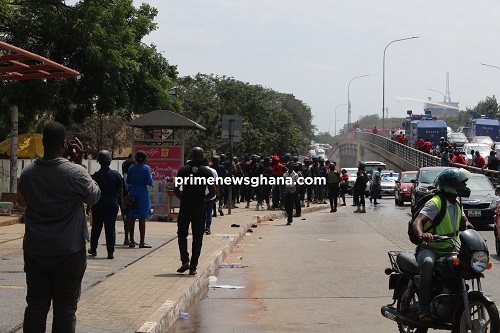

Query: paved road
left=2, top=196, right=498, bottom=333
left=169, top=196, right=500, bottom=333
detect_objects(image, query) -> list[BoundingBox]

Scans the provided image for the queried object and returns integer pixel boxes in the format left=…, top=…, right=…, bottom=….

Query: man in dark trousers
left=18, top=121, right=101, bottom=333
left=174, top=147, right=216, bottom=275
left=87, top=150, right=123, bottom=259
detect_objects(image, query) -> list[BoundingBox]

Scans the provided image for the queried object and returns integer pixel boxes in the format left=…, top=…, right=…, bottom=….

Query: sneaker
left=286, top=221, right=292, bottom=225
left=218, top=209, right=224, bottom=216
left=123, top=239, right=131, bottom=246
left=88, top=248, right=96, bottom=256
left=341, top=203, right=346, bottom=206
left=212, top=212, right=217, bottom=218
left=204, top=228, right=211, bottom=235
left=107, top=252, right=114, bottom=259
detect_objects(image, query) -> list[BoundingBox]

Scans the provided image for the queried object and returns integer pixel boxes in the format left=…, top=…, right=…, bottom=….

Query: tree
left=470, top=96, right=499, bottom=119
left=0, top=0, right=179, bottom=149
left=178, top=74, right=314, bottom=157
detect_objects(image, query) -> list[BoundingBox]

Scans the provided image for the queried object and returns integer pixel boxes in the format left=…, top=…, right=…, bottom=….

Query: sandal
left=139, top=243, right=152, bottom=248
left=129, top=242, right=138, bottom=248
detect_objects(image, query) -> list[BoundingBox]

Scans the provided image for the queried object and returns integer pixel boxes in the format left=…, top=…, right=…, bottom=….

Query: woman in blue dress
left=126, top=151, right=154, bottom=248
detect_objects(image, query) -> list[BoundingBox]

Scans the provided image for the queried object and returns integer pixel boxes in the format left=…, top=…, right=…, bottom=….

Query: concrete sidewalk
left=4, top=203, right=328, bottom=333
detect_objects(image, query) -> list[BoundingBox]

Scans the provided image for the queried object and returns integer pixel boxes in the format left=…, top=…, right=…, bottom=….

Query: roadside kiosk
left=127, top=110, right=206, bottom=221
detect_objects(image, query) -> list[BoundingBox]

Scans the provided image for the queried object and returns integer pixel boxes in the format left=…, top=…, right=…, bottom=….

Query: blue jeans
left=23, top=247, right=86, bottom=333
left=416, top=249, right=438, bottom=314
left=205, top=199, right=215, bottom=229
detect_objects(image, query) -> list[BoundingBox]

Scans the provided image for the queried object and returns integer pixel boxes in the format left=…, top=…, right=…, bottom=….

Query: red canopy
left=0, top=41, right=79, bottom=81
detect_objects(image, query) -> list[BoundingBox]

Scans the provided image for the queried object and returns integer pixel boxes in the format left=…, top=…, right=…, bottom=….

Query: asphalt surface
left=169, top=196, right=500, bottom=333
left=2, top=195, right=499, bottom=333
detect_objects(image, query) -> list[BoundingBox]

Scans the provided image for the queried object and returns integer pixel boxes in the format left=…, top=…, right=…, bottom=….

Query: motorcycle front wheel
left=397, top=286, right=428, bottom=333
left=453, top=294, right=500, bottom=333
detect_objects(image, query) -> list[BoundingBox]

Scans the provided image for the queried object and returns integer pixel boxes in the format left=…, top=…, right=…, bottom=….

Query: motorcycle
left=381, top=230, right=500, bottom=333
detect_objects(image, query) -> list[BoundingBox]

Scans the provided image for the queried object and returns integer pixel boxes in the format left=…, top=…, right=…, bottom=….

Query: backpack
left=407, top=190, right=447, bottom=245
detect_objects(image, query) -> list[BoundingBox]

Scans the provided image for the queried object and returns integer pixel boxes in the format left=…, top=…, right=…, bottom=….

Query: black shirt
left=177, top=162, right=214, bottom=207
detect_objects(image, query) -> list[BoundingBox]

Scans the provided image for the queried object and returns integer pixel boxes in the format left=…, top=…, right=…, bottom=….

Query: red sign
left=148, top=160, right=182, bottom=181
left=134, top=146, right=181, bottom=159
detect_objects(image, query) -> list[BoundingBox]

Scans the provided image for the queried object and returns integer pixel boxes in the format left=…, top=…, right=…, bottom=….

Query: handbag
left=123, top=194, right=136, bottom=209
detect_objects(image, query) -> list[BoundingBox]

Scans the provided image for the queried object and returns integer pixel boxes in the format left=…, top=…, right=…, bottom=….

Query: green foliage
left=178, top=74, right=314, bottom=157
left=0, top=0, right=178, bottom=140
left=469, top=95, right=499, bottom=119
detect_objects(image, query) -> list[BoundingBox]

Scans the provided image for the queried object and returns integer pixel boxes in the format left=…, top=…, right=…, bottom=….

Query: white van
left=361, top=161, right=387, bottom=196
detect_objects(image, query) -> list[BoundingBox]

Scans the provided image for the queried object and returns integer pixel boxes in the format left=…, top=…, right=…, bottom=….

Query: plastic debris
left=210, top=285, right=246, bottom=289
left=220, top=263, right=247, bottom=268
left=180, top=312, right=189, bottom=320
left=231, top=224, right=240, bottom=227
left=236, top=256, right=243, bottom=260
left=235, top=244, right=244, bottom=249
left=247, top=229, right=253, bottom=233
left=251, top=224, right=258, bottom=228
left=208, top=276, right=218, bottom=285
left=222, top=235, right=229, bottom=240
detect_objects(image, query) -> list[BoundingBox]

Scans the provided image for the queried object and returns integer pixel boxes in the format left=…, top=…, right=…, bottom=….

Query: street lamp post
left=428, top=88, right=446, bottom=102
left=428, top=88, right=447, bottom=119
left=348, top=75, right=369, bottom=126
left=382, top=36, right=419, bottom=131
left=329, top=103, right=348, bottom=135
left=480, top=62, right=500, bottom=71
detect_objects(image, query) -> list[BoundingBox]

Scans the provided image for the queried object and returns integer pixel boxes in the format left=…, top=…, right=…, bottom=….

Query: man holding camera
left=19, top=121, right=101, bottom=333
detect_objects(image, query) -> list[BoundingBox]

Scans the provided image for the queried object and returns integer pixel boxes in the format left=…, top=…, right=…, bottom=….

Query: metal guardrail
left=346, top=132, right=500, bottom=185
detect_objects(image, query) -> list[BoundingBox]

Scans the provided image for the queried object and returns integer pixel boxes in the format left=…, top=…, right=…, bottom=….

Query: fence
left=0, top=159, right=125, bottom=195
left=353, top=131, right=500, bottom=185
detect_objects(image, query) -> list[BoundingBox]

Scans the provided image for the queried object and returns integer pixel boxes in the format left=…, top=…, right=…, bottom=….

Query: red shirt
left=341, top=173, right=349, bottom=181
left=423, top=141, right=432, bottom=152
left=474, top=155, right=486, bottom=168
left=396, top=134, right=402, bottom=142
left=452, top=154, right=466, bottom=165
left=400, top=136, right=407, bottom=145
left=417, top=138, right=425, bottom=149
left=270, top=163, right=285, bottom=177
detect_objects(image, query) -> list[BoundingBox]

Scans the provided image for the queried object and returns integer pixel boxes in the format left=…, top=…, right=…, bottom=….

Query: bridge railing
left=343, top=131, right=500, bottom=185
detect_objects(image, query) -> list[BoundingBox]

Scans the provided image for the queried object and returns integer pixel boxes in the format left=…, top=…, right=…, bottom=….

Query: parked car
left=343, top=167, right=358, bottom=195
left=411, top=166, right=452, bottom=211
left=456, top=126, right=469, bottom=137
left=362, top=161, right=387, bottom=196
left=471, top=135, right=494, bottom=148
left=435, top=173, right=499, bottom=228
left=462, top=143, right=491, bottom=165
left=380, top=177, right=396, bottom=196
left=394, top=171, right=417, bottom=206
left=448, top=132, right=468, bottom=151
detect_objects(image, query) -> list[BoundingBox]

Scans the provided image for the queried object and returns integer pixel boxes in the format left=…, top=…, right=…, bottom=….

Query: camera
left=66, top=140, right=77, bottom=157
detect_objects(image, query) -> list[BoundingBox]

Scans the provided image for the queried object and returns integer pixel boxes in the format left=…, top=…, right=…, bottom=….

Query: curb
left=0, top=214, right=22, bottom=227
left=135, top=204, right=329, bottom=333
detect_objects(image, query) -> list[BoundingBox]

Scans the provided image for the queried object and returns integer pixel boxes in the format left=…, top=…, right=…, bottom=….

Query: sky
left=69, top=1, right=500, bottom=134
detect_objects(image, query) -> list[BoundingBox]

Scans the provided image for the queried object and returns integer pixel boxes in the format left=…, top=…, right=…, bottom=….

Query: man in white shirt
left=283, top=162, right=299, bottom=225
left=203, top=158, right=219, bottom=235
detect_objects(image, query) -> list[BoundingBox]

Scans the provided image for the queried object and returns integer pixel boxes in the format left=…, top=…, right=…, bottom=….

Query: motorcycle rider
left=412, top=168, right=471, bottom=324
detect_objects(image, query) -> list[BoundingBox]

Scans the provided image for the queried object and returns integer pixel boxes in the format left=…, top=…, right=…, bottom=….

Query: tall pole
left=334, top=103, right=348, bottom=135
left=382, top=36, right=419, bottom=131
left=428, top=88, right=447, bottom=119
left=227, top=119, right=234, bottom=215
left=348, top=75, right=369, bottom=126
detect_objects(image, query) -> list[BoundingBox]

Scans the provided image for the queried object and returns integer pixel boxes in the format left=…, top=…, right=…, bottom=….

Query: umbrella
left=0, top=133, right=44, bottom=158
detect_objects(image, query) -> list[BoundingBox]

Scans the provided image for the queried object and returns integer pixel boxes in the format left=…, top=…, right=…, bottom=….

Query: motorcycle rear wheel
left=397, top=286, right=428, bottom=333
left=453, top=294, right=500, bottom=333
